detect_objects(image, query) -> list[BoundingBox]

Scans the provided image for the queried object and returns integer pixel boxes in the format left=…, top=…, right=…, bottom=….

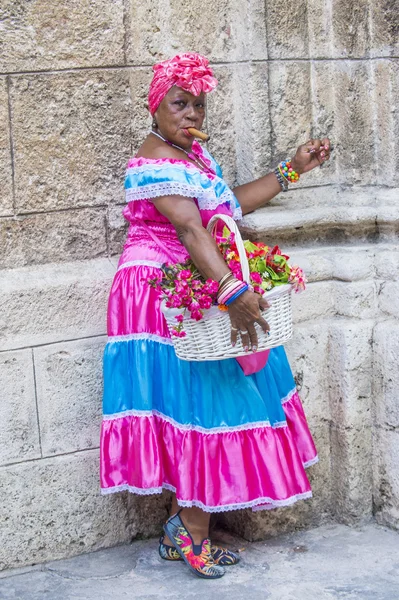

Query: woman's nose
left=186, top=105, right=198, bottom=121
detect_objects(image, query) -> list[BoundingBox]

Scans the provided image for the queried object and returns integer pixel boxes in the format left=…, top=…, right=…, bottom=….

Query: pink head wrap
left=148, top=52, right=218, bottom=115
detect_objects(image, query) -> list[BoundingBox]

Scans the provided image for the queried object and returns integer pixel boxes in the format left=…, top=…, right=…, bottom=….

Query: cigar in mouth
left=187, top=128, right=210, bottom=142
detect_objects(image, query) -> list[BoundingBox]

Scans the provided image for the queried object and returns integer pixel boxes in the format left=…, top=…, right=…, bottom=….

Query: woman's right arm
left=152, top=195, right=269, bottom=351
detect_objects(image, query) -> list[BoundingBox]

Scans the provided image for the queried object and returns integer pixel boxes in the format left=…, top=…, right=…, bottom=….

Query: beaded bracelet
left=225, top=284, right=249, bottom=306
left=279, top=160, right=300, bottom=183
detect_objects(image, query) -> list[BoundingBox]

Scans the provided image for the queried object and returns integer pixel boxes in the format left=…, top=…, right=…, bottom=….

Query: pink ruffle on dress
left=100, top=141, right=318, bottom=512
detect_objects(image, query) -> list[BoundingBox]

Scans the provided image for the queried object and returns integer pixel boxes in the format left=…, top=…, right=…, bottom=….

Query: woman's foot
left=159, top=535, right=240, bottom=566
left=163, top=510, right=225, bottom=579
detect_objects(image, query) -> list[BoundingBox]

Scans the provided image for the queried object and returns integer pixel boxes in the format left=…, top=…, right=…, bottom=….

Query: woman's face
left=154, top=86, right=206, bottom=149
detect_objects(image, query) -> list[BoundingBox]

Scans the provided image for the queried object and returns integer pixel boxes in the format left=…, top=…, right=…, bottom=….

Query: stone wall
left=0, top=0, right=398, bottom=570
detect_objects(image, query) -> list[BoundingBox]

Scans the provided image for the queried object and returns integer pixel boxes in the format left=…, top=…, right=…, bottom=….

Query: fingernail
left=310, top=149, right=316, bottom=154
left=232, top=342, right=236, bottom=347
left=321, top=152, right=325, bottom=158
left=244, top=346, right=249, bottom=352
left=267, top=331, right=270, bottom=336
left=252, top=346, right=257, bottom=352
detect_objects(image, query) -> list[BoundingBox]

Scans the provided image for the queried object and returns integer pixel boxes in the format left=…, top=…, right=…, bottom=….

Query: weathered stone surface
left=265, top=0, right=309, bottom=58
left=0, top=451, right=134, bottom=570
left=230, top=62, right=271, bottom=183
left=330, top=425, right=373, bottom=522
left=378, top=281, right=399, bottom=318
left=373, top=321, right=399, bottom=429
left=291, top=281, right=334, bottom=324
left=268, top=62, right=312, bottom=163
left=129, top=68, right=153, bottom=154
left=0, top=0, right=125, bottom=72
left=372, top=60, right=399, bottom=185
left=331, top=0, right=370, bottom=58
left=34, top=338, right=105, bottom=456
left=126, top=0, right=267, bottom=65
left=374, top=428, right=399, bottom=530
left=332, top=61, right=375, bottom=184
left=285, top=322, right=330, bottom=423
left=0, top=208, right=107, bottom=269
left=10, top=72, right=131, bottom=214
left=370, top=0, right=399, bottom=57
left=328, top=319, right=373, bottom=428
left=334, top=281, right=378, bottom=319
left=108, top=204, right=129, bottom=257
left=307, top=0, right=333, bottom=58
left=0, top=258, right=114, bottom=351
left=0, top=349, right=40, bottom=466
left=0, top=77, right=13, bottom=217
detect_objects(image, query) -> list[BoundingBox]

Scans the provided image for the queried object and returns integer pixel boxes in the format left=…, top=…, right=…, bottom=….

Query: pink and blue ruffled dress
left=100, top=141, right=318, bottom=512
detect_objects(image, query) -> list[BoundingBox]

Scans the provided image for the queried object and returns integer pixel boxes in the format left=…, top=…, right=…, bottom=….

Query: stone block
left=0, top=0, right=125, bottom=72
left=370, top=1, right=399, bottom=57
left=129, top=69, right=153, bottom=154
left=10, top=72, right=131, bottom=214
left=285, top=321, right=330, bottom=424
left=268, top=62, right=313, bottom=163
left=0, top=258, right=114, bottom=351
left=0, top=450, right=162, bottom=570
left=378, top=281, right=399, bottom=318
left=0, top=77, right=13, bottom=217
left=34, top=338, right=105, bottom=456
left=221, top=422, right=332, bottom=541
left=331, top=0, right=370, bottom=58
left=307, top=0, right=333, bottom=58
left=330, top=424, right=373, bottom=523
left=373, top=428, right=399, bottom=530
left=291, top=281, right=334, bottom=324
left=372, top=61, right=399, bottom=185
left=0, top=349, right=40, bottom=466
left=373, top=321, right=399, bottom=429
left=328, top=319, right=373, bottom=428
left=108, top=204, right=129, bottom=257
left=126, top=0, right=267, bottom=65
left=332, top=62, right=375, bottom=185
left=334, top=281, right=378, bottom=319
left=233, top=62, right=271, bottom=182
left=265, top=0, right=309, bottom=58
left=374, top=245, right=399, bottom=280
left=0, top=208, right=107, bottom=269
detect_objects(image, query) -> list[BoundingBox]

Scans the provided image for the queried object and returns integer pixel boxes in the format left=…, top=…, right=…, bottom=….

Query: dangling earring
left=152, top=119, right=158, bottom=129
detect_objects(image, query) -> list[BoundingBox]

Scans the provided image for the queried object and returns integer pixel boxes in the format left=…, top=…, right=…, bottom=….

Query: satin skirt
left=100, top=261, right=318, bottom=513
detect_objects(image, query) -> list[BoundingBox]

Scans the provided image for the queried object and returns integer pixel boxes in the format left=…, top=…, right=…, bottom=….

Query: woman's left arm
left=233, top=137, right=331, bottom=215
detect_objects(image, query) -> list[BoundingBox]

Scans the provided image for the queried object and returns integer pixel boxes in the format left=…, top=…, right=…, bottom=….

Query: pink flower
left=202, top=279, right=219, bottom=295
left=175, top=314, right=184, bottom=323
left=197, top=294, right=212, bottom=309
left=177, top=269, right=192, bottom=280
left=250, top=271, right=262, bottom=284
left=289, top=266, right=307, bottom=293
left=190, top=309, right=204, bottom=321
left=191, top=279, right=203, bottom=290
left=171, top=329, right=187, bottom=338
left=189, top=299, right=200, bottom=311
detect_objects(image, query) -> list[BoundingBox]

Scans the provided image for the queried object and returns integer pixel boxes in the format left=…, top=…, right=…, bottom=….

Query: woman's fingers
left=240, top=329, right=251, bottom=352
left=246, top=325, right=258, bottom=352
left=256, top=315, right=270, bottom=335
left=230, top=323, right=238, bottom=347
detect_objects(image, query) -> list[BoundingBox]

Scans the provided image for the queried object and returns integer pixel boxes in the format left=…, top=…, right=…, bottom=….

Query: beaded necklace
left=150, top=130, right=212, bottom=173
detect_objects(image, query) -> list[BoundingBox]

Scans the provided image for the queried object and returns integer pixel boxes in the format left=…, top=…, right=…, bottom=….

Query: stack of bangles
left=274, top=160, right=300, bottom=192
left=217, top=272, right=248, bottom=306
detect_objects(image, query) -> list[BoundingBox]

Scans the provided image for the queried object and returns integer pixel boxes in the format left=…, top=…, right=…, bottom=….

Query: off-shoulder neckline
left=127, top=140, right=215, bottom=173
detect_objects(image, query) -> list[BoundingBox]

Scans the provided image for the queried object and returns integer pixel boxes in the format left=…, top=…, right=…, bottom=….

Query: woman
left=101, top=53, right=330, bottom=579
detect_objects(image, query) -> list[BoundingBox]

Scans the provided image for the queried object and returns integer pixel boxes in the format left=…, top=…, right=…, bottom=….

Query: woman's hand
left=229, top=290, right=270, bottom=352
left=291, top=137, right=331, bottom=175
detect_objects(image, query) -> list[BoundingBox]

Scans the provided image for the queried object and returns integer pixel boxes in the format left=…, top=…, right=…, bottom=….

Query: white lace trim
left=117, top=260, right=162, bottom=272
left=281, top=388, right=297, bottom=404
left=107, top=332, right=173, bottom=345
left=304, top=456, right=319, bottom=468
left=102, top=408, right=289, bottom=434
left=125, top=181, right=241, bottom=220
left=126, top=162, right=200, bottom=176
left=100, top=483, right=313, bottom=513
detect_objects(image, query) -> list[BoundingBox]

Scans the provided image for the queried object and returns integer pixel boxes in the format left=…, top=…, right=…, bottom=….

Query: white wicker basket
left=161, top=214, right=293, bottom=361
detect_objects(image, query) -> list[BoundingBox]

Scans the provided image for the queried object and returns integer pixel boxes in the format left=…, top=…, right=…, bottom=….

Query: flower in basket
left=147, top=229, right=306, bottom=336
left=147, top=262, right=219, bottom=337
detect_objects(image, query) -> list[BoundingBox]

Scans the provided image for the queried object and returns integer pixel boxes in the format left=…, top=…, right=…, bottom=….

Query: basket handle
left=207, top=214, right=250, bottom=283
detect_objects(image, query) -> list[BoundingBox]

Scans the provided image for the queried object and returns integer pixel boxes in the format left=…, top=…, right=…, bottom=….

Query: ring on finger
left=231, top=326, right=238, bottom=332
left=240, top=330, right=248, bottom=335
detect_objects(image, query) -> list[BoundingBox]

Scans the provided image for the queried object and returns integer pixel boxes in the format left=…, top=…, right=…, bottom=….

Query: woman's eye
left=174, top=100, right=186, bottom=106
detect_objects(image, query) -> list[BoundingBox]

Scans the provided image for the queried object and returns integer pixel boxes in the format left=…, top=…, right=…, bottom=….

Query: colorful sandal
left=163, top=511, right=225, bottom=579
left=159, top=535, right=240, bottom=566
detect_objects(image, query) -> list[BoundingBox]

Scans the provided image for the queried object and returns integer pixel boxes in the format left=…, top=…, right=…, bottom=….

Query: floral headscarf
left=148, top=53, right=218, bottom=115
